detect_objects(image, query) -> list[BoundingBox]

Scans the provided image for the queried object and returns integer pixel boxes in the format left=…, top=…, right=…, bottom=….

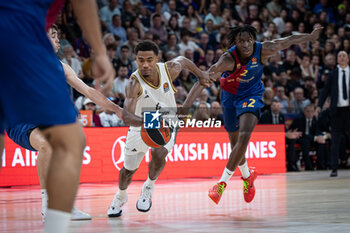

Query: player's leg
left=108, top=130, right=148, bottom=217
left=30, top=128, right=91, bottom=220
left=136, top=147, right=168, bottom=212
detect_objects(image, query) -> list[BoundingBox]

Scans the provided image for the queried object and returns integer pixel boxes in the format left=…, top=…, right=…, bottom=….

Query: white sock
left=117, top=189, right=127, bottom=199
left=44, top=209, right=71, bottom=233
left=144, top=177, right=156, bottom=188
left=41, top=189, right=48, bottom=211
left=219, top=167, right=234, bottom=183
left=239, top=161, right=250, bottom=179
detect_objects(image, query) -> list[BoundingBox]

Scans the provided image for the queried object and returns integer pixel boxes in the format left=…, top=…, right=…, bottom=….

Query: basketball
left=141, top=119, right=171, bottom=148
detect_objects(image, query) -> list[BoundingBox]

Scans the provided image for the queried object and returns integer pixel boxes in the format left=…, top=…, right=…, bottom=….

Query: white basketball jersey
left=130, top=63, right=177, bottom=130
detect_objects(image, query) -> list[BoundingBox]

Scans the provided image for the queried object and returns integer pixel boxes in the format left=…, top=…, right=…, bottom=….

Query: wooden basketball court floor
left=1, top=170, right=350, bottom=233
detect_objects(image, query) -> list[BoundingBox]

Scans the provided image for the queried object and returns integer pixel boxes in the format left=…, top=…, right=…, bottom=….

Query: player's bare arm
left=208, top=52, right=236, bottom=82
left=63, top=63, right=142, bottom=126
left=261, top=26, right=323, bottom=62
left=124, top=77, right=141, bottom=115
left=165, top=56, right=210, bottom=87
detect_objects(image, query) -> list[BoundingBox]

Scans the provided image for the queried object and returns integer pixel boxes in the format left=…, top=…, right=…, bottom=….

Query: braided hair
left=227, top=25, right=257, bottom=47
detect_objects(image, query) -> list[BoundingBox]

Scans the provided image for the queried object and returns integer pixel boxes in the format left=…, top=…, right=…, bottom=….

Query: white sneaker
left=108, top=194, right=128, bottom=217
left=41, top=207, right=91, bottom=222
left=136, top=185, right=154, bottom=212
left=71, top=207, right=92, bottom=220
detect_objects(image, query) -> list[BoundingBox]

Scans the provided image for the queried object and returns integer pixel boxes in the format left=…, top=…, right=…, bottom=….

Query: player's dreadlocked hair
left=227, top=25, right=257, bottom=46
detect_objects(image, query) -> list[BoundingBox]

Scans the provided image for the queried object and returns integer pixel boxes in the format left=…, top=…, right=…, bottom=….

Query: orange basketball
left=141, top=119, right=171, bottom=148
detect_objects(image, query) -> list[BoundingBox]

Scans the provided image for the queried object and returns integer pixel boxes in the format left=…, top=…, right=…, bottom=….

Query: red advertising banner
left=0, top=125, right=286, bottom=187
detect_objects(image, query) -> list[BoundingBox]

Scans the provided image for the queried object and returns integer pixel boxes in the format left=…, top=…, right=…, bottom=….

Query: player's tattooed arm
left=165, top=56, right=210, bottom=87
left=207, top=52, right=235, bottom=82
left=124, top=76, right=141, bottom=115
left=261, top=26, right=323, bottom=62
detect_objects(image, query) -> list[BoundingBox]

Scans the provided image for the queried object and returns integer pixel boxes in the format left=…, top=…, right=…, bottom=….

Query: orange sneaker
left=241, top=168, right=258, bottom=203
left=208, top=182, right=226, bottom=204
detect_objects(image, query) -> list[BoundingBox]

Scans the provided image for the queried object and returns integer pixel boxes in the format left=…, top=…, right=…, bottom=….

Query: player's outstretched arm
left=261, top=26, right=323, bottom=60
left=207, top=52, right=235, bottom=82
left=165, top=56, right=210, bottom=87
left=63, top=63, right=142, bottom=126
left=71, top=0, right=115, bottom=92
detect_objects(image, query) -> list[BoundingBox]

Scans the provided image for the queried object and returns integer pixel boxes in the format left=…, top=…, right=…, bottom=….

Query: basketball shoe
left=41, top=207, right=91, bottom=222
left=241, top=168, right=258, bottom=203
left=136, top=183, right=154, bottom=212
left=208, top=182, right=226, bottom=204
left=108, top=193, right=128, bottom=217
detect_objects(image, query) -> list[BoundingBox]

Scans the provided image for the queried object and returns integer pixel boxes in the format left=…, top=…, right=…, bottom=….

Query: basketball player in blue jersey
left=188, top=25, right=323, bottom=205
left=0, top=1, right=116, bottom=233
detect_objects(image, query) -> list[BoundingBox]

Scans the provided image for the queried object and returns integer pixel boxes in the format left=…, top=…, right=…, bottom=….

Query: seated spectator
left=204, top=3, right=224, bottom=31
left=273, top=85, right=289, bottom=113
left=114, top=45, right=137, bottom=75
left=262, top=87, right=274, bottom=113
left=178, top=30, right=204, bottom=58
left=166, top=15, right=181, bottom=42
left=286, top=104, right=317, bottom=171
left=111, top=65, right=129, bottom=106
left=161, top=33, right=180, bottom=58
left=83, top=98, right=102, bottom=127
left=62, top=44, right=83, bottom=78
left=178, top=69, right=196, bottom=93
left=109, top=14, right=127, bottom=44
left=209, top=101, right=224, bottom=124
left=260, top=100, right=285, bottom=125
left=193, top=101, right=210, bottom=122
left=99, top=0, right=121, bottom=29
left=99, top=109, right=123, bottom=127
left=289, top=87, right=311, bottom=114
left=148, top=14, right=168, bottom=43
left=73, top=36, right=90, bottom=59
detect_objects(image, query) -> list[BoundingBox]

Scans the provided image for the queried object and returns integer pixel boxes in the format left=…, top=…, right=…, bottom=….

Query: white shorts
left=123, top=128, right=177, bottom=171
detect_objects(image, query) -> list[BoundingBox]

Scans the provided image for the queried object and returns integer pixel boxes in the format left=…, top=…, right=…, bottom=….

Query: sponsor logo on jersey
left=163, top=82, right=169, bottom=93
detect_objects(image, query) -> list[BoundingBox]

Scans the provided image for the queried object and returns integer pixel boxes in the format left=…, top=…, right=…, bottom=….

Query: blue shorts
left=6, top=124, right=37, bottom=151
left=221, top=90, right=264, bottom=132
left=0, top=10, right=76, bottom=130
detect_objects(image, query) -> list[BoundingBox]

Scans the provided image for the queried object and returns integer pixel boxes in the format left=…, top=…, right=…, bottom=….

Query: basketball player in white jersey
left=108, top=40, right=210, bottom=217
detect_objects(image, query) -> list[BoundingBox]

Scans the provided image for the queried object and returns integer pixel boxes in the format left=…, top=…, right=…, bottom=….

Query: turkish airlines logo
left=112, top=136, right=126, bottom=171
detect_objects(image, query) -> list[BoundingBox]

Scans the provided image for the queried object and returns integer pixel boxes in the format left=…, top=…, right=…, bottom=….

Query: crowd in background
left=53, top=0, right=350, bottom=171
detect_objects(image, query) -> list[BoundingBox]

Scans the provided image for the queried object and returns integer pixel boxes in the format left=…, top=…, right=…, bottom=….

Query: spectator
left=267, top=0, right=282, bottom=18
left=62, top=44, right=83, bottom=78
left=73, top=36, right=90, bottom=59
left=263, top=22, right=280, bottom=40
left=283, top=50, right=301, bottom=75
left=262, top=87, right=274, bottom=113
left=273, top=8, right=288, bottom=34
left=290, top=87, right=311, bottom=114
left=274, top=86, right=290, bottom=115
left=167, top=15, right=181, bottom=41
left=99, top=109, right=123, bottom=127
left=109, top=14, right=127, bottom=44
left=259, top=99, right=285, bottom=125
left=300, top=55, right=316, bottom=79
left=287, top=104, right=317, bottom=171
left=164, top=0, right=181, bottom=22
left=111, top=65, right=129, bottom=105
left=179, top=69, right=196, bottom=93
left=182, top=4, right=203, bottom=34
left=99, top=0, right=121, bottom=29
left=114, top=45, right=137, bottom=75
left=244, top=4, right=260, bottom=26
left=313, top=0, right=335, bottom=24
left=148, top=14, right=168, bottom=43
left=178, top=30, right=205, bottom=58
left=204, top=3, right=225, bottom=30
left=83, top=98, right=102, bottom=127
left=235, top=0, right=248, bottom=22
left=161, top=33, right=180, bottom=58
left=193, top=101, right=210, bottom=122
left=209, top=101, right=224, bottom=124
left=198, top=32, right=213, bottom=53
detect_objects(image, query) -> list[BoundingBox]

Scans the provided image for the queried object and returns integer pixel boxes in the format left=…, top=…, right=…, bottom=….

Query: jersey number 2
left=248, top=98, right=255, bottom=107
left=240, top=70, right=248, bottom=76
